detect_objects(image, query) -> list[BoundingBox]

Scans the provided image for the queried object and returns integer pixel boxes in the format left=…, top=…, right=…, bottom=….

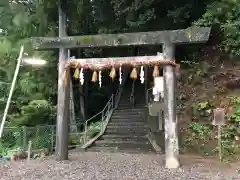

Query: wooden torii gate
left=30, top=7, right=210, bottom=169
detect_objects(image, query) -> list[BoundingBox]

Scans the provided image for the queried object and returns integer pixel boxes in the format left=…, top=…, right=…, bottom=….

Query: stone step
left=118, top=102, right=145, bottom=105
left=110, top=118, right=145, bottom=124
left=107, top=123, right=147, bottom=129
left=100, top=134, right=148, bottom=141
left=118, top=100, right=145, bottom=103
left=111, top=114, right=143, bottom=119
left=113, top=111, right=145, bottom=115
left=107, top=121, right=146, bottom=127
left=113, top=110, right=144, bottom=113
left=111, top=113, right=143, bottom=117
left=94, top=140, right=152, bottom=149
left=104, top=131, right=147, bottom=137
left=117, top=102, right=145, bottom=106
left=113, top=111, right=144, bottom=115
left=110, top=118, right=144, bottom=123
left=105, top=127, right=147, bottom=135
left=113, top=109, right=145, bottom=113
left=116, top=107, right=145, bottom=111
left=86, top=146, right=155, bottom=154
left=106, top=124, right=147, bottom=129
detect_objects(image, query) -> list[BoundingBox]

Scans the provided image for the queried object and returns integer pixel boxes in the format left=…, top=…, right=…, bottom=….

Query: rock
left=11, top=152, right=18, bottom=161
left=165, top=157, right=180, bottom=169
left=226, top=78, right=240, bottom=89
left=17, top=150, right=28, bottom=159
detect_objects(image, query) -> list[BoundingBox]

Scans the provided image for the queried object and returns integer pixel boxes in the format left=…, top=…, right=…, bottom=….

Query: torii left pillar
left=55, top=5, right=70, bottom=160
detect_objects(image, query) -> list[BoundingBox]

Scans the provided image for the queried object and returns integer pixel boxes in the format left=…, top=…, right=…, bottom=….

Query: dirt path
left=1, top=152, right=239, bottom=180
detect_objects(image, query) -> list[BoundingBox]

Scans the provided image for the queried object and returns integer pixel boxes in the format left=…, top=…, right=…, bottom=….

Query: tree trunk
left=84, top=72, right=88, bottom=118
left=69, top=76, right=78, bottom=134
left=77, top=49, right=86, bottom=122
left=79, top=84, right=85, bottom=121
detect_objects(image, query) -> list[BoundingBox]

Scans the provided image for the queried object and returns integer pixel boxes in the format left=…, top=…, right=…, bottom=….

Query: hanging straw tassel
left=152, top=65, right=159, bottom=77
left=130, top=67, right=137, bottom=80
left=109, top=67, right=116, bottom=80
left=73, top=68, right=79, bottom=79
left=175, top=64, right=180, bottom=74
left=63, top=69, right=68, bottom=87
left=91, top=70, right=98, bottom=82
left=175, top=63, right=180, bottom=79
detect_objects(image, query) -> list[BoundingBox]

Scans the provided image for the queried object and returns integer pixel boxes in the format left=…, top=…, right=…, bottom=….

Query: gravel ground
left=0, top=152, right=240, bottom=180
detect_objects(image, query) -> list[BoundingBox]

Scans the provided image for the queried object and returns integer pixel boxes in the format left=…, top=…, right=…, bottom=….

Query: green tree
left=0, top=0, right=57, bottom=126
left=196, top=0, right=240, bottom=56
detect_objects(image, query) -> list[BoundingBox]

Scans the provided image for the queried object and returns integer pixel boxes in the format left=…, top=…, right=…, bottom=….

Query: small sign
left=154, top=76, right=164, bottom=93
left=152, top=87, right=158, bottom=95
left=212, top=108, right=225, bottom=126
left=153, top=93, right=160, bottom=102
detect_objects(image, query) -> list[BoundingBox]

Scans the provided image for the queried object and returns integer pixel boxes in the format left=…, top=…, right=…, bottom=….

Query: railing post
left=146, top=89, right=149, bottom=107
left=107, top=101, right=110, bottom=113
left=84, top=122, right=87, bottom=144
left=22, top=126, right=27, bottom=149
left=114, top=93, right=117, bottom=109
left=112, top=95, right=114, bottom=109
left=36, top=126, right=39, bottom=149
left=27, top=140, right=32, bottom=162
left=100, top=111, right=104, bottom=132
left=51, top=125, right=54, bottom=153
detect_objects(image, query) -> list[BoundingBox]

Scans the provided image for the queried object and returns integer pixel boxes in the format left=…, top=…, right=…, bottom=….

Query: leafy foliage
left=219, top=97, right=240, bottom=158
left=195, top=0, right=240, bottom=56
left=183, top=122, right=213, bottom=156
left=8, top=100, right=56, bottom=126
left=183, top=96, right=240, bottom=159
left=0, top=0, right=57, bottom=125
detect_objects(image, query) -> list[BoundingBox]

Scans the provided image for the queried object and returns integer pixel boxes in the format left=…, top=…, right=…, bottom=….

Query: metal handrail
left=114, top=85, right=123, bottom=109
left=146, top=87, right=153, bottom=105
left=82, top=71, right=129, bottom=145
left=83, top=94, right=114, bottom=144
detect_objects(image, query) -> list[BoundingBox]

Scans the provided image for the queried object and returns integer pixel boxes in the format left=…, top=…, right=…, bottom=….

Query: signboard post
left=212, top=108, right=225, bottom=161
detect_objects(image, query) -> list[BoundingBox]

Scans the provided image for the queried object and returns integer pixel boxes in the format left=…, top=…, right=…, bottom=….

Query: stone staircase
left=87, top=79, right=155, bottom=153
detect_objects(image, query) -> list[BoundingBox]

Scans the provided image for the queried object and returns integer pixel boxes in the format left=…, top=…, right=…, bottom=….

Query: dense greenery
left=182, top=97, right=240, bottom=160
left=0, top=0, right=240, bottom=157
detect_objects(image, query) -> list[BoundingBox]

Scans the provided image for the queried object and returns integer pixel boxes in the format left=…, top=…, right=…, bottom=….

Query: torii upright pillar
left=163, top=42, right=179, bottom=168
left=55, top=5, right=70, bottom=160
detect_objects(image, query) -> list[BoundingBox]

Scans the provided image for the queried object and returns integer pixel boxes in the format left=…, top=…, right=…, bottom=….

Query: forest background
left=1, top=0, right=240, bottom=159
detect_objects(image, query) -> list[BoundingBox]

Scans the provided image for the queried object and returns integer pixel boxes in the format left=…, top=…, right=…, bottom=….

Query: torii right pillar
left=163, top=42, right=179, bottom=169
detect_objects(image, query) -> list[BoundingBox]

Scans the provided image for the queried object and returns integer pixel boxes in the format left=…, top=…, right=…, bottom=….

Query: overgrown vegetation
left=0, top=121, right=101, bottom=157
left=0, top=0, right=240, bottom=159
left=182, top=93, right=240, bottom=159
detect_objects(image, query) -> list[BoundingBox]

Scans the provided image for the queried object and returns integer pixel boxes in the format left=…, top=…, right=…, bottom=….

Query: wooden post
left=163, top=42, right=179, bottom=169
left=144, top=66, right=148, bottom=105
left=84, top=74, right=88, bottom=118
left=27, top=140, right=32, bottom=162
left=55, top=5, right=70, bottom=160
left=22, top=126, right=27, bottom=149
